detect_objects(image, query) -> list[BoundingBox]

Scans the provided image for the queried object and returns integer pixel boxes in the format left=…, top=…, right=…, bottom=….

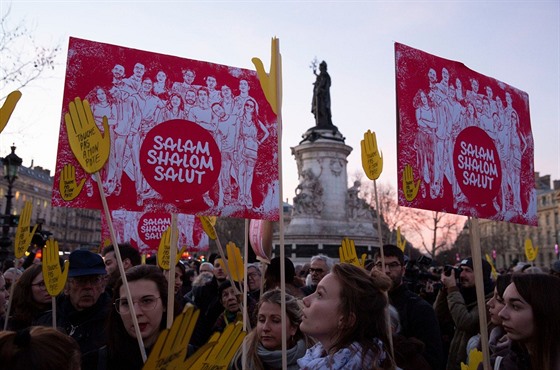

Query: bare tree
left=354, top=176, right=413, bottom=246
left=407, top=210, right=466, bottom=260
left=1, top=7, right=60, bottom=100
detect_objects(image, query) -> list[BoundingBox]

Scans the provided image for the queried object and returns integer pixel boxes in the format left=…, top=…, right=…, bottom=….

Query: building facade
left=477, top=173, right=560, bottom=270
left=0, top=162, right=101, bottom=254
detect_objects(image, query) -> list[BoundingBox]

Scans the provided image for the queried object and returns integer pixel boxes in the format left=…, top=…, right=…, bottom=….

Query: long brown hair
left=511, top=274, right=560, bottom=370
left=330, top=263, right=395, bottom=369
left=9, top=264, right=49, bottom=330
left=0, top=326, right=81, bottom=370
left=106, top=265, right=169, bottom=369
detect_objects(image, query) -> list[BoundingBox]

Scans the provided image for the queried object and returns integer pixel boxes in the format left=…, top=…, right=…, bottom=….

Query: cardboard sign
left=14, top=201, right=38, bottom=259
left=42, top=239, right=69, bottom=296
left=101, top=210, right=208, bottom=253
left=395, top=43, right=536, bottom=225
left=0, top=91, right=22, bottom=134
left=361, top=130, right=383, bottom=180
left=524, top=238, right=538, bottom=262
left=52, top=37, right=280, bottom=221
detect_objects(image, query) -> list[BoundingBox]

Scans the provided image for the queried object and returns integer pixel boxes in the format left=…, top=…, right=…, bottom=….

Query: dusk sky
left=2, top=1, right=559, bottom=214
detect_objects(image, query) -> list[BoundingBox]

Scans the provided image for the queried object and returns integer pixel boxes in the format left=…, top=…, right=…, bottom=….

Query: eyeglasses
left=114, top=295, right=161, bottom=314
left=245, top=103, right=255, bottom=108
left=31, top=281, right=47, bottom=289
left=309, top=268, right=324, bottom=274
left=247, top=272, right=260, bottom=279
left=70, top=275, right=104, bottom=286
left=374, top=262, right=402, bottom=271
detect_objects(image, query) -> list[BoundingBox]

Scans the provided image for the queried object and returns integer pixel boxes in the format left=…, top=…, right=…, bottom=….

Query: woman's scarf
left=256, top=339, right=307, bottom=370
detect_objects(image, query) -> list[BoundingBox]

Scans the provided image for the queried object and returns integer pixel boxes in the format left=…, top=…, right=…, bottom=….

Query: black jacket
left=36, top=292, right=112, bottom=356
left=390, top=283, right=445, bottom=370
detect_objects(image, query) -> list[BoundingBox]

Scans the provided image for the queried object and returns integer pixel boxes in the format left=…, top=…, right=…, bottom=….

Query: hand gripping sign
left=339, top=238, right=366, bottom=268
left=14, top=201, right=38, bottom=259
left=0, top=91, right=22, bottom=134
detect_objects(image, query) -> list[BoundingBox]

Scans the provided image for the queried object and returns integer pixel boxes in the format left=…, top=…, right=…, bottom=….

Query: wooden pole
left=95, top=175, right=147, bottom=361
left=469, top=217, right=491, bottom=370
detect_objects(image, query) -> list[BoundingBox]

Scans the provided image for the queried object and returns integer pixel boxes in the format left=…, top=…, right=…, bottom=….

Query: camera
left=444, top=265, right=462, bottom=277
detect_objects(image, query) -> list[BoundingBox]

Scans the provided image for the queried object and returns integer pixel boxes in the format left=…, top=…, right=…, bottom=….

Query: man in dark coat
left=37, top=250, right=111, bottom=357
left=375, top=245, right=445, bottom=370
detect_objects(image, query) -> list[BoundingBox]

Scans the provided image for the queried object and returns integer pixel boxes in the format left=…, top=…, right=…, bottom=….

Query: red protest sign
left=395, top=43, right=536, bottom=225
left=103, top=210, right=208, bottom=253
left=53, top=37, right=279, bottom=221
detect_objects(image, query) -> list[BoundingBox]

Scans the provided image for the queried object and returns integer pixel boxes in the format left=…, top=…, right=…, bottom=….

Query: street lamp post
left=0, top=145, right=23, bottom=266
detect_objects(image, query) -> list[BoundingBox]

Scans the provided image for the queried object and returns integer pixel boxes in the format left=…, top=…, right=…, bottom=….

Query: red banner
left=52, top=37, right=279, bottom=221
left=396, top=43, right=536, bottom=225
left=102, top=210, right=208, bottom=253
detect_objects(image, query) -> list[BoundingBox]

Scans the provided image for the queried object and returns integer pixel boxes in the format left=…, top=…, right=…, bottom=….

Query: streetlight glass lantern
left=3, top=145, right=23, bottom=183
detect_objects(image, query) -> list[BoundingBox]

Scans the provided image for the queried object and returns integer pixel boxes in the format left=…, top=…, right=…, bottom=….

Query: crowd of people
left=0, top=244, right=559, bottom=370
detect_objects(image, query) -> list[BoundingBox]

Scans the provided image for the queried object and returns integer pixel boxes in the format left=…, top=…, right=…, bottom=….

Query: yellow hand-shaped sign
left=42, top=239, right=69, bottom=296
left=252, top=38, right=281, bottom=115
left=361, top=130, right=383, bottom=180
left=460, top=348, right=483, bottom=370
left=65, top=97, right=110, bottom=174
left=0, top=91, right=22, bottom=134
left=339, top=237, right=366, bottom=268
left=14, top=201, right=38, bottom=258
left=157, top=227, right=186, bottom=270
left=402, top=164, right=421, bottom=201
left=396, top=227, right=406, bottom=252
left=184, top=322, right=246, bottom=369
left=485, top=254, right=498, bottom=280
left=226, top=242, right=244, bottom=282
left=143, top=305, right=200, bottom=370
left=524, top=239, right=538, bottom=262
left=199, top=216, right=217, bottom=240
left=59, top=163, right=86, bottom=201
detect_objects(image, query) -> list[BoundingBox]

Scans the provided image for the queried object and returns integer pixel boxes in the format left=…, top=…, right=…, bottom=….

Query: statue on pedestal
left=311, top=60, right=333, bottom=128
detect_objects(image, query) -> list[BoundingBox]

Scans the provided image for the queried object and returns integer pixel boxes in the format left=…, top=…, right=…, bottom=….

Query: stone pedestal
left=278, top=127, right=380, bottom=261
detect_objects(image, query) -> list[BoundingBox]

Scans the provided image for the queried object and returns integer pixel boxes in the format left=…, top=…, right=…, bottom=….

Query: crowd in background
left=0, top=244, right=559, bottom=370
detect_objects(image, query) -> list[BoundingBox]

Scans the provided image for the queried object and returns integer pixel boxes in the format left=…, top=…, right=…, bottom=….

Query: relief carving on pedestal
left=293, top=168, right=323, bottom=216
left=347, top=180, right=373, bottom=220
left=330, top=158, right=343, bottom=177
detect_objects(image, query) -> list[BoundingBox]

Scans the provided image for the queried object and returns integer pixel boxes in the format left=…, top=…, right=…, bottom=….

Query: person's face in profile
left=300, top=273, right=343, bottom=346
